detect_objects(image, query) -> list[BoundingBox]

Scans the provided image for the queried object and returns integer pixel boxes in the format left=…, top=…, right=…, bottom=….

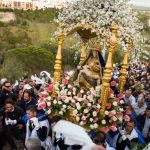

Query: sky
left=129, top=0, right=150, bottom=7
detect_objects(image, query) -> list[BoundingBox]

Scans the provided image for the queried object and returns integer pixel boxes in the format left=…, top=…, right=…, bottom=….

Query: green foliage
left=1, top=46, right=54, bottom=81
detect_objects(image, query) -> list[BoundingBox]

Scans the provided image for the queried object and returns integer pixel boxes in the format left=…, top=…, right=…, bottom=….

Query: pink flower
left=98, top=99, right=102, bottom=104
left=109, top=117, right=113, bottom=123
left=45, top=84, right=53, bottom=93
left=115, top=97, right=120, bottom=102
left=61, top=96, right=66, bottom=101
left=86, top=113, right=90, bottom=118
left=71, top=103, right=76, bottom=107
left=93, top=117, right=99, bottom=123
left=62, top=78, right=68, bottom=85
left=87, top=91, right=91, bottom=95
left=124, top=115, right=130, bottom=121
left=37, top=102, right=46, bottom=110
left=108, top=111, right=114, bottom=117
left=108, top=90, right=114, bottom=98
left=117, top=93, right=123, bottom=99
left=84, top=99, right=88, bottom=104
left=100, top=126, right=109, bottom=134
left=117, top=112, right=123, bottom=118
left=77, top=93, right=82, bottom=98
left=83, top=121, right=87, bottom=125
left=109, top=126, right=117, bottom=132
left=106, top=103, right=112, bottom=109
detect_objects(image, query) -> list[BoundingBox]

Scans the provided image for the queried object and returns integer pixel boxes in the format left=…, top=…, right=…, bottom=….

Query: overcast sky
left=129, top=0, right=150, bottom=7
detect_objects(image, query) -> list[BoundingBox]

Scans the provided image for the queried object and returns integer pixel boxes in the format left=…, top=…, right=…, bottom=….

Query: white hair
left=25, top=138, right=41, bottom=150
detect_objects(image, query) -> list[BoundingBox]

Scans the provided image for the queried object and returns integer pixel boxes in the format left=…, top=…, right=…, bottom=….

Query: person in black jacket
left=137, top=106, right=150, bottom=143
left=19, top=90, right=37, bottom=112
left=0, top=99, right=25, bottom=150
left=0, top=81, right=13, bottom=109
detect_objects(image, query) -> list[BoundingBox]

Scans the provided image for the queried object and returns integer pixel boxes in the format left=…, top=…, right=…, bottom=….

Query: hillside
left=0, top=8, right=149, bottom=81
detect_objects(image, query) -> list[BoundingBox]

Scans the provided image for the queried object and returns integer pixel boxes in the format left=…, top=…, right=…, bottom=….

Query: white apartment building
left=0, top=0, right=68, bottom=10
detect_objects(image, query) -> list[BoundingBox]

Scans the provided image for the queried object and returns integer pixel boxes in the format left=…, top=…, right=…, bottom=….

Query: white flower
left=118, top=117, right=123, bottom=122
left=63, top=105, right=67, bottom=108
left=59, top=111, right=63, bottom=115
left=47, top=96, right=51, bottom=101
left=83, top=109, right=88, bottom=114
left=102, top=120, right=106, bottom=124
left=90, top=118, right=93, bottom=122
left=80, top=121, right=83, bottom=126
left=47, top=109, right=51, bottom=114
left=76, top=117, right=80, bottom=122
left=105, top=111, right=109, bottom=115
left=83, top=95, right=87, bottom=99
left=119, top=108, right=124, bottom=112
left=64, top=98, right=69, bottom=103
left=73, top=110, right=78, bottom=116
left=94, top=123, right=98, bottom=128
left=66, top=76, right=69, bottom=80
left=53, top=100, right=57, bottom=104
left=87, top=103, right=92, bottom=107
left=120, top=100, right=124, bottom=104
left=82, top=116, right=86, bottom=120
left=93, top=111, right=97, bottom=117
left=47, top=102, right=51, bottom=106
left=97, top=104, right=101, bottom=109
left=112, top=110, right=116, bottom=115
left=58, top=101, right=62, bottom=105
left=68, top=91, right=71, bottom=95
left=73, top=87, right=76, bottom=92
left=90, top=124, right=94, bottom=129
left=113, top=116, right=117, bottom=121
left=113, top=101, right=118, bottom=106
left=110, top=94, right=114, bottom=98
left=68, top=84, right=72, bottom=88
left=80, top=89, right=84, bottom=93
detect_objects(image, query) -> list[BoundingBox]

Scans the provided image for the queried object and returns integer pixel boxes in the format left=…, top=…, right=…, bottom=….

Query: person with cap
left=50, top=116, right=105, bottom=150
left=137, top=106, right=150, bottom=143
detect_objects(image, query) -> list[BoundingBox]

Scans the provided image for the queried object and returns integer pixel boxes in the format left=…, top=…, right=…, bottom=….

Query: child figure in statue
left=77, top=50, right=102, bottom=89
left=72, top=42, right=105, bottom=89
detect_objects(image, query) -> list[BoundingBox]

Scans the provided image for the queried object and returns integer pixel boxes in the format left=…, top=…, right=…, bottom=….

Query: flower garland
left=37, top=75, right=126, bottom=131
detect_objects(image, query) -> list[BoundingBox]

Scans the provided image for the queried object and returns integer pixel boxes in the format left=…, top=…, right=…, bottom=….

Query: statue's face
left=93, top=50, right=97, bottom=57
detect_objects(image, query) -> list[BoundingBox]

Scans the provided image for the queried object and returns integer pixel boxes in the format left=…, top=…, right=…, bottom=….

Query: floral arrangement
left=37, top=75, right=127, bottom=131
left=57, top=0, right=143, bottom=46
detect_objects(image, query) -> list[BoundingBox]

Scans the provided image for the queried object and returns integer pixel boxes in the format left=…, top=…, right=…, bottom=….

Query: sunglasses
left=5, top=86, right=11, bottom=88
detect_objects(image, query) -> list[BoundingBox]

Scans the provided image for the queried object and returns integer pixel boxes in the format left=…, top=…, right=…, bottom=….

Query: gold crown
left=89, top=40, right=101, bottom=51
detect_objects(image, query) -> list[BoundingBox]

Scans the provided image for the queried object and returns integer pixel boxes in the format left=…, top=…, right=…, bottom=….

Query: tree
left=1, top=46, right=54, bottom=81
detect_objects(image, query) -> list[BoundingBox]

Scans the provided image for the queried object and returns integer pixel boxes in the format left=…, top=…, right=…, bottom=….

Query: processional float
left=52, top=22, right=132, bottom=118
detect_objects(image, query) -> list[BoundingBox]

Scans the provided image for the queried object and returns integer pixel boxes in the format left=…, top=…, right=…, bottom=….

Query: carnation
left=102, top=120, right=106, bottom=124
left=90, top=124, right=94, bottom=129
left=120, top=100, right=124, bottom=104
left=83, top=109, right=88, bottom=114
left=113, top=116, right=117, bottom=121
left=94, top=123, right=98, bottom=129
left=59, top=111, right=63, bottom=115
left=47, top=109, right=51, bottom=114
left=63, top=105, right=67, bottom=108
left=113, top=101, right=118, bottom=106
left=76, top=117, right=80, bottom=122
left=47, top=102, right=51, bottom=106
left=97, top=104, right=101, bottom=109
left=105, top=111, right=109, bottom=115
left=90, top=118, right=93, bottom=122
left=82, top=116, right=86, bottom=121
left=53, top=99, right=57, bottom=104
left=93, top=111, right=97, bottom=117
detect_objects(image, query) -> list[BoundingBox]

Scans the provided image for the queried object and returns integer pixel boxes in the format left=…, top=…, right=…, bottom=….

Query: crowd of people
left=0, top=62, right=149, bottom=150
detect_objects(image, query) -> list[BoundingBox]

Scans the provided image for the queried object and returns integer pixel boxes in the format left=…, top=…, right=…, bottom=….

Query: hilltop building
left=0, top=0, right=68, bottom=10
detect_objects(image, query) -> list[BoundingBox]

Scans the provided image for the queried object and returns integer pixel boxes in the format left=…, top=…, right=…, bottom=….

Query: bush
left=1, top=46, right=55, bottom=81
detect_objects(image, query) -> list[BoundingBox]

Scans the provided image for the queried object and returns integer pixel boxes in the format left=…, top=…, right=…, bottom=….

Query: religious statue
left=72, top=41, right=105, bottom=89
